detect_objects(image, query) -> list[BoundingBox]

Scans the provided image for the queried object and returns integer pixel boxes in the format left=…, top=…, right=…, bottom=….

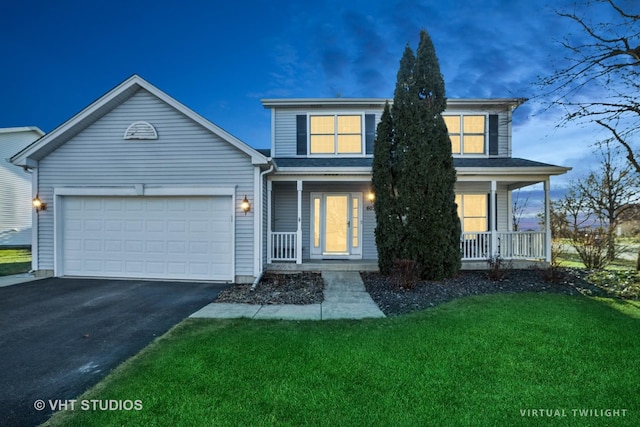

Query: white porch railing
left=270, top=231, right=545, bottom=263
left=461, top=232, right=492, bottom=260
left=497, top=231, right=546, bottom=259
left=269, top=232, right=298, bottom=262
left=460, top=231, right=546, bottom=260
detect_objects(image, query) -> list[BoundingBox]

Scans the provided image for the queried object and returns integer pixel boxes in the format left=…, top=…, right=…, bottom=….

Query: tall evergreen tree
left=372, top=102, right=398, bottom=274
left=371, top=29, right=461, bottom=280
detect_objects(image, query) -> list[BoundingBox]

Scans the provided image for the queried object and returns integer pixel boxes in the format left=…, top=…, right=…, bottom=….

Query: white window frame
left=308, top=113, right=365, bottom=156
left=456, top=193, right=488, bottom=233
left=444, top=113, right=488, bottom=157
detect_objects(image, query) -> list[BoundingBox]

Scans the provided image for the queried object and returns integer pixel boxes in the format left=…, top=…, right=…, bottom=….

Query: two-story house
left=262, top=98, right=570, bottom=270
left=10, top=75, right=569, bottom=283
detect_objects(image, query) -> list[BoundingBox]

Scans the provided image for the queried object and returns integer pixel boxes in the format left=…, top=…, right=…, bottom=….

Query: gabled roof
left=0, top=127, right=44, bottom=136
left=261, top=98, right=527, bottom=110
left=10, top=75, right=269, bottom=167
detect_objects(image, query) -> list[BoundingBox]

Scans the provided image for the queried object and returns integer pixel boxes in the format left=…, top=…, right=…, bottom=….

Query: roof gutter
left=252, top=160, right=275, bottom=291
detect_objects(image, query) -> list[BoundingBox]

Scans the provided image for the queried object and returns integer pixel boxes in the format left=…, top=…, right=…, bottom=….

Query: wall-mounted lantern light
left=367, top=191, right=375, bottom=203
left=33, top=194, right=47, bottom=212
left=241, top=195, right=251, bottom=215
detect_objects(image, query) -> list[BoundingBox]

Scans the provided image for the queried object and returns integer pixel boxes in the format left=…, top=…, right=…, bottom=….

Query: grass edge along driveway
left=45, top=293, right=640, bottom=427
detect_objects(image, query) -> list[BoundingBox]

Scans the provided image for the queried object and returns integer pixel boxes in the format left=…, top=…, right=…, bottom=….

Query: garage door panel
left=62, top=196, right=233, bottom=281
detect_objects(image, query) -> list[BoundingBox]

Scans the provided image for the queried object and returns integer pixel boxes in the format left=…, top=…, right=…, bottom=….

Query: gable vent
left=123, top=121, right=158, bottom=140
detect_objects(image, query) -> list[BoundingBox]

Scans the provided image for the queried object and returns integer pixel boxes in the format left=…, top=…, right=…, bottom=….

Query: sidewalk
left=0, top=273, right=43, bottom=288
left=190, top=271, right=385, bottom=320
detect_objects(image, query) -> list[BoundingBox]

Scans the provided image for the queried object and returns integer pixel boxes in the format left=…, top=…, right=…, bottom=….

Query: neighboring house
left=1, top=127, right=44, bottom=247
left=10, top=75, right=570, bottom=283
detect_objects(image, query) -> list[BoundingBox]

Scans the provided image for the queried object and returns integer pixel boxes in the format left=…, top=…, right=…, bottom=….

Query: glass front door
left=324, top=195, right=349, bottom=254
left=310, top=192, right=362, bottom=259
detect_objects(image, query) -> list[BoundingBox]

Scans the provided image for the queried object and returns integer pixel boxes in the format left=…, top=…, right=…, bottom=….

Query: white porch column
left=490, top=180, right=497, bottom=257
left=267, top=180, right=273, bottom=264
left=544, top=178, right=552, bottom=262
left=296, top=180, right=303, bottom=264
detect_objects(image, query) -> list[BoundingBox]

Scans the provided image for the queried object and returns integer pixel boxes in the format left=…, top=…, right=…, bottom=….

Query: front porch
left=265, top=174, right=554, bottom=273
left=269, top=230, right=547, bottom=271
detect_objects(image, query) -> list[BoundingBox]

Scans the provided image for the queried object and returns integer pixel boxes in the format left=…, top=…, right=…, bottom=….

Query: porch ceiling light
left=33, top=194, right=47, bottom=212
left=241, top=195, right=251, bottom=215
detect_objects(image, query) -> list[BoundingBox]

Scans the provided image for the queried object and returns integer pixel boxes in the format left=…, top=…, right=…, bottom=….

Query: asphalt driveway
left=0, top=277, right=230, bottom=427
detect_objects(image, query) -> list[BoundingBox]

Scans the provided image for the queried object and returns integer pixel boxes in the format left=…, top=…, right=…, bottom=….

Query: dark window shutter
left=487, top=193, right=491, bottom=232
left=488, top=115, right=499, bottom=156
left=296, top=115, right=307, bottom=156
left=487, top=193, right=497, bottom=231
left=365, top=114, right=375, bottom=154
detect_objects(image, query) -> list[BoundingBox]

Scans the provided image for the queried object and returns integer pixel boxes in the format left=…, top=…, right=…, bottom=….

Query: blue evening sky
left=0, top=0, right=624, bottom=189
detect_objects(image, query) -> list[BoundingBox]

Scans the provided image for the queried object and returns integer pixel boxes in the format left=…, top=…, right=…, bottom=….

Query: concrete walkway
left=190, top=271, right=385, bottom=320
left=0, top=272, right=44, bottom=287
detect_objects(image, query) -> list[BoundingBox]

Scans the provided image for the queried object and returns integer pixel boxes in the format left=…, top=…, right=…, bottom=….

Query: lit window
left=444, top=115, right=485, bottom=154
left=310, top=115, right=362, bottom=154
left=456, top=194, right=487, bottom=232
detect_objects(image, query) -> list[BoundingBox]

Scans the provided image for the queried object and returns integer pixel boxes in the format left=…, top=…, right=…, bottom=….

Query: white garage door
left=61, top=196, right=233, bottom=281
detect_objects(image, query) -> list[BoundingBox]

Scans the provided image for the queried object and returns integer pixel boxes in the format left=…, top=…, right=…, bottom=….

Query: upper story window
left=444, top=115, right=485, bottom=155
left=310, top=115, right=362, bottom=154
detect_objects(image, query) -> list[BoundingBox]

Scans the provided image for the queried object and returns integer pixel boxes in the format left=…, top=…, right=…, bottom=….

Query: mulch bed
left=215, top=268, right=614, bottom=317
left=214, top=272, right=324, bottom=305
left=362, top=268, right=610, bottom=317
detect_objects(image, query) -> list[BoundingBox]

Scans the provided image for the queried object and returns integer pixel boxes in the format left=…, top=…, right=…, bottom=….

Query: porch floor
left=266, top=258, right=548, bottom=273
left=266, top=259, right=379, bottom=272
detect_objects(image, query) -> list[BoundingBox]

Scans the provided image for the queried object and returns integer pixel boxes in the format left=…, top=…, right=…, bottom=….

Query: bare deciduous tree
left=576, top=143, right=640, bottom=259
left=539, top=0, right=640, bottom=172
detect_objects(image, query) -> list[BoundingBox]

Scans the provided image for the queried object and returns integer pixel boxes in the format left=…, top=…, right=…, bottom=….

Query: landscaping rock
left=362, top=268, right=608, bottom=317
left=215, top=272, right=324, bottom=305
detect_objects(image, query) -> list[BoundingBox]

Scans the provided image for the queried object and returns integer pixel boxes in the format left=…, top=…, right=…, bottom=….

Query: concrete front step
left=190, top=269, right=386, bottom=320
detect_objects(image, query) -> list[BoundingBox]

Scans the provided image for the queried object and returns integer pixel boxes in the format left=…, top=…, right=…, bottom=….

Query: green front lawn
left=46, top=293, right=639, bottom=426
left=0, top=248, right=31, bottom=276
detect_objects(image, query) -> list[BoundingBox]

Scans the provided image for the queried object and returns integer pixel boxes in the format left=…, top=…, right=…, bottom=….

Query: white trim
left=261, top=98, right=526, bottom=108
left=253, top=166, right=261, bottom=276
left=269, top=174, right=372, bottom=181
left=31, top=166, right=39, bottom=271
left=444, top=113, right=489, bottom=157
left=0, top=126, right=44, bottom=136
left=306, top=112, right=368, bottom=157
left=544, top=179, right=552, bottom=262
left=53, top=186, right=236, bottom=197
left=296, top=180, right=303, bottom=264
left=507, top=190, right=513, bottom=232
left=490, top=180, right=497, bottom=256
left=267, top=180, right=273, bottom=263
left=309, top=191, right=363, bottom=260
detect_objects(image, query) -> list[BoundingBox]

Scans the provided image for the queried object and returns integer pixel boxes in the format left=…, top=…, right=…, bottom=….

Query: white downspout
left=251, top=162, right=274, bottom=291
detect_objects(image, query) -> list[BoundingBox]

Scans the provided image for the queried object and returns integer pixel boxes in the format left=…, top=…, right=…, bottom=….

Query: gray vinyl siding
left=0, top=130, right=40, bottom=245
left=273, top=110, right=299, bottom=157
left=273, top=106, right=510, bottom=158
left=261, top=176, right=268, bottom=267
left=36, top=89, right=256, bottom=277
left=272, top=181, right=297, bottom=231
